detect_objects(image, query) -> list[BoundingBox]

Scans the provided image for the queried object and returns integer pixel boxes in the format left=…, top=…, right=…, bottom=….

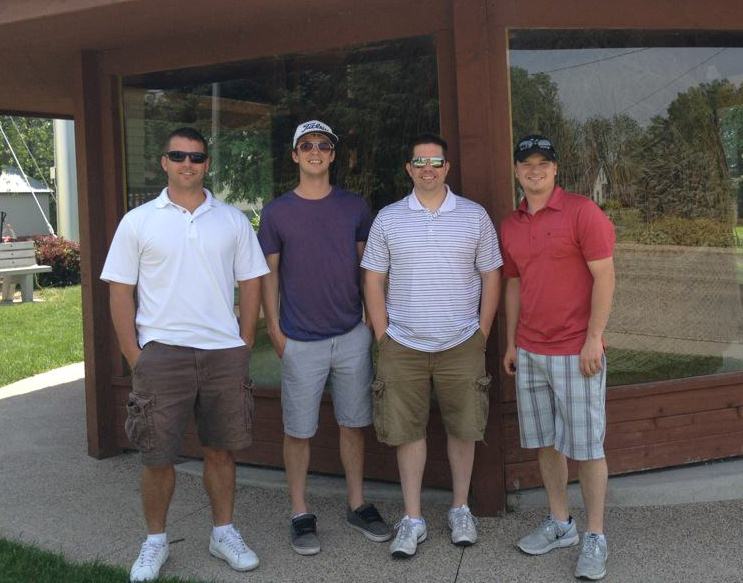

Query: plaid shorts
left=515, top=348, right=607, bottom=460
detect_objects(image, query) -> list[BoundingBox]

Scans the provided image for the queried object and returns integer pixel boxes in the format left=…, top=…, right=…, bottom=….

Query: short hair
left=163, top=127, right=208, bottom=155
left=407, top=133, right=448, bottom=160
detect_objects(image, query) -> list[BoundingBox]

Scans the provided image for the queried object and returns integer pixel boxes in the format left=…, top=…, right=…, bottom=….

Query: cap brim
left=293, top=130, right=339, bottom=148
left=514, top=148, right=557, bottom=162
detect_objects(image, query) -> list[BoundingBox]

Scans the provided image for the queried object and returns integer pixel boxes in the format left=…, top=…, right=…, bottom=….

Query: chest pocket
left=545, top=227, right=575, bottom=259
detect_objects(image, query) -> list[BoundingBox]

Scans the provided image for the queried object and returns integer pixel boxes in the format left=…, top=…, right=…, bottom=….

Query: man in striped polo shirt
left=502, top=135, right=615, bottom=581
left=362, top=133, right=502, bottom=558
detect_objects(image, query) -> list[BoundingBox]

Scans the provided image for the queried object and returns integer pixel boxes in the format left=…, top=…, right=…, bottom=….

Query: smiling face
left=514, top=153, right=557, bottom=198
left=405, top=142, right=450, bottom=197
left=292, top=132, right=335, bottom=177
left=161, top=136, right=209, bottom=191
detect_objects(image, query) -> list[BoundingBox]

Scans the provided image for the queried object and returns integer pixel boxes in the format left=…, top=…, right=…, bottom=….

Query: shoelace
left=220, top=527, right=248, bottom=554
left=356, top=504, right=383, bottom=524
left=137, top=541, right=165, bottom=567
left=451, top=509, right=478, bottom=531
left=393, top=518, right=414, bottom=541
left=582, top=534, right=601, bottom=557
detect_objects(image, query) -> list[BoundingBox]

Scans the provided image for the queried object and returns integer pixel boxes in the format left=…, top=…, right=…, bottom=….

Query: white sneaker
left=448, top=505, right=479, bottom=546
left=129, top=540, right=169, bottom=582
left=389, top=516, right=427, bottom=558
left=209, top=525, right=260, bottom=571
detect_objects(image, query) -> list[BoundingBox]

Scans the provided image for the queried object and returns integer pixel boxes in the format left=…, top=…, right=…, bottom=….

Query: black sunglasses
left=516, top=138, right=554, bottom=152
left=164, top=150, right=208, bottom=163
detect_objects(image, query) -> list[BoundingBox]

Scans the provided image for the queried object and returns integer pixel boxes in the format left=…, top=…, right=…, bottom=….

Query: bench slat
left=0, top=265, right=51, bottom=274
left=0, top=249, right=36, bottom=260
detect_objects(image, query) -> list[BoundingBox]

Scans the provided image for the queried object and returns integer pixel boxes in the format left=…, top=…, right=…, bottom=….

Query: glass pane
left=122, top=36, right=439, bottom=387
left=509, top=31, right=743, bottom=386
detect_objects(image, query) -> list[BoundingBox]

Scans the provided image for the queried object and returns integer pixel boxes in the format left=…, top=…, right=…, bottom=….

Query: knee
left=202, top=447, right=234, bottom=466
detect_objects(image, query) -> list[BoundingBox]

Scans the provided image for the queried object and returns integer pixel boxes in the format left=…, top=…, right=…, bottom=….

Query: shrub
left=33, top=235, right=81, bottom=286
left=619, top=216, right=734, bottom=247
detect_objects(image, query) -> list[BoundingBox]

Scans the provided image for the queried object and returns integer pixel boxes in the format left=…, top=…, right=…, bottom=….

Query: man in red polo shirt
left=501, top=135, right=615, bottom=581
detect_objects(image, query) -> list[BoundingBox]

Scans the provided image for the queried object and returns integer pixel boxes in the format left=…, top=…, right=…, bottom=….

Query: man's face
left=514, top=153, right=557, bottom=196
left=292, top=132, right=335, bottom=176
left=406, top=143, right=450, bottom=195
left=161, top=136, right=209, bottom=190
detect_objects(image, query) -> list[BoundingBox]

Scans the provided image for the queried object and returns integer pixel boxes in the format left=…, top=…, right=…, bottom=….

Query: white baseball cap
left=292, top=120, right=339, bottom=148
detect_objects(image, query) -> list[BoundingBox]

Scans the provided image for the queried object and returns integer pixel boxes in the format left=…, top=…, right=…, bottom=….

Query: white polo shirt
left=101, top=188, right=269, bottom=350
left=361, top=187, right=503, bottom=352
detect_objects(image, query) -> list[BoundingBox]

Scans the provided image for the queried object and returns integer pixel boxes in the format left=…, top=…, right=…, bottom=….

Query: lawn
left=0, top=538, right=199, bottom=583
left=0, top=285, right=83, bottom=387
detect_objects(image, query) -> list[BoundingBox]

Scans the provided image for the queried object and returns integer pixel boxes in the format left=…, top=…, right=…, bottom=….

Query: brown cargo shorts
left=125, top=341, right=254, bottom=466
left=372, top=330, right=492, bottom=446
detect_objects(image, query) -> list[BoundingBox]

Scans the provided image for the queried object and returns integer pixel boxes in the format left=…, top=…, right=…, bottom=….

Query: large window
left=509, top=31, right=743, bottom=386
left=122, top=36, right=439, bottom=386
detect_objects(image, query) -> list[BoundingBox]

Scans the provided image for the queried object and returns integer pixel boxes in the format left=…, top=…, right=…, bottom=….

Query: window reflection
left=509, top=31, right=743, bottom=386
left=122, top=36, right=439, bottom=387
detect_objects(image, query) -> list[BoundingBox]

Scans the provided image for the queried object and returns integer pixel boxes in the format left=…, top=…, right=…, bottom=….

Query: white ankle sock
left=146, top=533, right=167, bottom=545
left=213, top=523, right=234, bottom=538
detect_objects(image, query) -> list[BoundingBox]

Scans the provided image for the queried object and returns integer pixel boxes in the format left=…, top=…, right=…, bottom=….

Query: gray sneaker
left=290, top=513, right=321, bottom=556
left=347, top=503, right=392, bottom=542
left=575, top=533, right=608, bottom=580
left=389, top=516, right=427, bottom=558
left=516, top=516, right=579, bottom=555
left=448, top=505, right=478, bottom=546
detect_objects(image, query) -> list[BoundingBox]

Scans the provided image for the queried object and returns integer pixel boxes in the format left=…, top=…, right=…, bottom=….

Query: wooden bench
left=0, top=241, right=52, bottom=303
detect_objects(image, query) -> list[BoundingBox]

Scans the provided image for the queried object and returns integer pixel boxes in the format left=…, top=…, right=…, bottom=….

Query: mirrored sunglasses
left=410, top=156, right=446, bottom=168
left=516, top=138, right=554, bottom=152
left=164, top=150, right=208, bottom=163
left=297, top=141, right=335, bottom=152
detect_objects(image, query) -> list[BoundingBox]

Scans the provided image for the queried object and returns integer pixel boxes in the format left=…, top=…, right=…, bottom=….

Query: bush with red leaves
left=33, top=235, right=81, bottom=287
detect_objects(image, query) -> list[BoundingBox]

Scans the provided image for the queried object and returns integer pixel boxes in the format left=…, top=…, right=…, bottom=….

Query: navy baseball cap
left=514, top=134, right=557, bottom=162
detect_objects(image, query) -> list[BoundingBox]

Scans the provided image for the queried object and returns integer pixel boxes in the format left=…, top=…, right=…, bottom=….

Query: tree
left=0, top=116, right=54, bottom=185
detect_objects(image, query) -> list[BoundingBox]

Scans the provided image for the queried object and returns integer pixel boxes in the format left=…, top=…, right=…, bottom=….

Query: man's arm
left=479, top=268, right=501, bottom=338
left=108, top=282, right=141, bottom=369
left=261, top=252, right=287, bottom=357
left=580, top=256, right=615, bottom=377
left=363, top=269, right=388, bottom=341
left=503, top=277, right=520, bottom=376
left=238, top=277, right=262, bottom=349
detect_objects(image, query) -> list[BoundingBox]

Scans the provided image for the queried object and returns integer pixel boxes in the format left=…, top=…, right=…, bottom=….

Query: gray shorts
left=281, top=322, right=373, bottom=438
left=515, top=348, right=607, bottom=461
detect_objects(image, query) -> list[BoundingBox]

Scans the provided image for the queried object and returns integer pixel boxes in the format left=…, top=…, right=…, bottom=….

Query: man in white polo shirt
left=362, top=133, right=502, bottom=558
left=101, top=127, right=269, bottom=582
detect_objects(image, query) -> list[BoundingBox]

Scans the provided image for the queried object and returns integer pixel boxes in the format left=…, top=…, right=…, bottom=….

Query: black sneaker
left=346, top=503, right=392, bottom=542
left=290, top=513, right=321, bottom=556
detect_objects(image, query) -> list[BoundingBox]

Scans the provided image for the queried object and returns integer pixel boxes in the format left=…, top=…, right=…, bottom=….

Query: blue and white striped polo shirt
left=362, top=187, right=503, bottom=352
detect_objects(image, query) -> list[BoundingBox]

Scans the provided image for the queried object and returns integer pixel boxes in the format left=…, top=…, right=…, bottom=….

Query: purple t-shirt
left=258, top=187, right=372, bottom=341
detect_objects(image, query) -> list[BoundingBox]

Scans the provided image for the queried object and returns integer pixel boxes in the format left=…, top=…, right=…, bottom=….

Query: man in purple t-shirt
left=258, top=120, right=391, bottom=556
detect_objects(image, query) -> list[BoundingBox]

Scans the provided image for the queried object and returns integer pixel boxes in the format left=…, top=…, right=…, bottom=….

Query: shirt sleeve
left=577, top=201, right=616, bottom=262
left=100, top=215, right=139, bottom=285
left=360, top=213, right=389, bottom=273
left=235, top=213, right=270, bottom=281
left=475, top=208, right=504, bottom=272
left=500, top=220, right=520, bottom=278
left=257, top=202, right=281, bottom=256
left=356, top=198, right=372, bottom=242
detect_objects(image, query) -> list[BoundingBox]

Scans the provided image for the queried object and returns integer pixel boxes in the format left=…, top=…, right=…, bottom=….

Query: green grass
left=607, top=346, right=743, bottom=386
left=0, top=537, right=200, bottom=583
left=0, top=285, right=83, bottom=387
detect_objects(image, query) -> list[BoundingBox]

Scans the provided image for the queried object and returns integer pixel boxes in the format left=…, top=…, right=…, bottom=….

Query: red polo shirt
left=500, top=186, right=615, bottom=355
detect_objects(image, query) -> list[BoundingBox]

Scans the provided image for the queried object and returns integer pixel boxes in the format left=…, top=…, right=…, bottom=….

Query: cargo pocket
left=474, top=374, right=492, bottom=434
left=242, top=378, right=256, bottom=432
left=371, top=379, right=386, bottom=440
left=125, top=392, right=155, bottom=452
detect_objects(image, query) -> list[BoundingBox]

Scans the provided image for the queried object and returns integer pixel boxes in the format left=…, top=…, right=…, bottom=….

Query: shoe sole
left=208, top=546, right=259, bottom=571
left=346, top=520, right=393, bottom=542
left=575, top=568, right=607, bottom=580
left=516, top=533, right=580, bottom=556
left=452, top=536, right=477, bottom=547
left=390, top=532, right=427, bottom=558
left=291, top=543, right=321, bottom=556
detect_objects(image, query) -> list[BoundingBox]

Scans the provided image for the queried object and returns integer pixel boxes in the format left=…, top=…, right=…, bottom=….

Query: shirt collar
left=517, top=185, right=565, bottom=214
left=155, top=187, right=216, bottom=209
left=407, top=185, right=456, bottom=213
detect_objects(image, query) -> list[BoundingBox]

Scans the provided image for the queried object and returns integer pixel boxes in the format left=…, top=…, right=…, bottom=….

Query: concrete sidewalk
left=1, top=367, right=743, bottom=582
